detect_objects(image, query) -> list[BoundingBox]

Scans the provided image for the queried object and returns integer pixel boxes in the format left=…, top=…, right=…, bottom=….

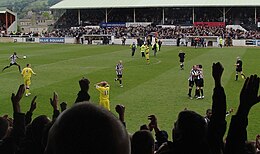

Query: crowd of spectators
left=46, top=25, right=260, bottom=40
left=0, top=62, right=259, bottom=154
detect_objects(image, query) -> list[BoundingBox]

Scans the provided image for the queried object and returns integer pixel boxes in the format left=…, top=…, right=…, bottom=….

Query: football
left=23, top=55, right=27, bottom=59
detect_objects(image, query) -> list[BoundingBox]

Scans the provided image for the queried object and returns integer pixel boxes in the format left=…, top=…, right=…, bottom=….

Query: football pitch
left=0, top=43, right=259, bottom=140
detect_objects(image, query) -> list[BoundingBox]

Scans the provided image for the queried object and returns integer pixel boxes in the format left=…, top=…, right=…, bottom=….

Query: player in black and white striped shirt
left=115, top=60, right=124, bottom=87
left=187, top=65, right=197, bottom=99
left=2, top=52, right=21, bottom=72
left=195, top=64, right=204, bottom=99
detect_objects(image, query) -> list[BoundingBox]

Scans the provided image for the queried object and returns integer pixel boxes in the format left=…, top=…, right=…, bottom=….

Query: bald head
left=45, top=102, right=130, bottom=154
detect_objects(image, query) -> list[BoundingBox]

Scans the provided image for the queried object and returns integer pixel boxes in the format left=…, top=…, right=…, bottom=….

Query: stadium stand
left=45, top=1, right=260, bottom=46
left=50, top=1, right=260, bottom=28
left=0, top=8, right=17, bottom=35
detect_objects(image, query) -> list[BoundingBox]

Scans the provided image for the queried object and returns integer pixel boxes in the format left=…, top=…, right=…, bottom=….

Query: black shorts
left=180, top=59, right=184, bottom=63
left=189, top=80, right=194, bottom=87
left=117, top=74, right=122, bottom=78
left=194, top=79, right=199, bottom=86
left=196, top=79, right=204, bottom=87
left=236, top=68, right=242, bottom=72
left=10, top=62, right=18, bottom=66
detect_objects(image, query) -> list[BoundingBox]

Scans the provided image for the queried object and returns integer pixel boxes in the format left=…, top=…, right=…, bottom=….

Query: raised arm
left=11, top=84, right=25, bottom=114
left=50, top=92, right=60, bottom=120
left=148, top=115, right=168, bottom=149
left=225, top=75, right=260, bottom=154
left=208, top=62, right=227, bottom=154
left=10, top=84, right=26, bottom=153
left=25, top=96, right=37, bottom=125
left=115, top=104, right=126, bottom=127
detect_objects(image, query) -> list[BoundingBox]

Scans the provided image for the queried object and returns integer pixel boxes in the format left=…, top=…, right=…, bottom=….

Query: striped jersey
left=115, top=63, right=123, bottom=75
left=198, top=69, right=204, bottom=79
left=10, top=54, right=18, bottom=64
left=188, top=68, right=198, bottom=81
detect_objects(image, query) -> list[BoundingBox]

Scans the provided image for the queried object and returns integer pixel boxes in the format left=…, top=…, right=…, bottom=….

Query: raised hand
left=29, top=96, right=37, bottom=113
left=212, top=62, right=224, bottom=86
left=11, top=84, right=25, bottom=113
left=115, top=104, right=125, bottom=122
left=238, top=75, right=260, bottom=116
left=148, top=115, right=158, bottom=131
left=60, top=102, right=67, bottom=112
left=115, top=104, right=125, bottom=115
left=50, top=92, right=58, bottom=110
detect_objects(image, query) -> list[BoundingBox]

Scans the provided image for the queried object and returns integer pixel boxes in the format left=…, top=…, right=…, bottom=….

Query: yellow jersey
left=96, top=85, right=110, bottom=101
left=21, top=67, right=36, bottom=78
left=145, top=45, right=150, bottom=54
left=140, top=44, right=146, bottom=53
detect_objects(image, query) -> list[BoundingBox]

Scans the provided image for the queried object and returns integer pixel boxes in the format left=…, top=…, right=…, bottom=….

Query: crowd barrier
left=2, top=37, right=260, bottom=47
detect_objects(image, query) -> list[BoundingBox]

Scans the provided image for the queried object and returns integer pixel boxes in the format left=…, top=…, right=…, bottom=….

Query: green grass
left=0, top=43, right=259, bottom=140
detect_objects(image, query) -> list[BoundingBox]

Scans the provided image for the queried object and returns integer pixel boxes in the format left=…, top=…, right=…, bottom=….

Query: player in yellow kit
left=140, top=43, right=146, bottom=57
left=21, top=63, right=36, bottom=96
left=144, top=43, right=150, bottom=64
left=95, top=81, right=110, bottom=111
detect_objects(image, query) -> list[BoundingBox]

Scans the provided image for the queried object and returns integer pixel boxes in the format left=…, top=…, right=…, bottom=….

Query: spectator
left=147, top=115, right=168, bottom=150
left=45, top=102, right=130, bottom=154
left=204, top=108, right=212, bottom=124
left=0, top=117, right=9, bottom=140
left=131, top=130, right=155, bottom=154
left=0, top=84, right=26, bottom=154
left=225, top=75, right=260, bottom=154
left=19, top=115, right=51, bottom=154
left=115, top=104, right=126, bottom=127
left=75, top=77, right=90, bottom=103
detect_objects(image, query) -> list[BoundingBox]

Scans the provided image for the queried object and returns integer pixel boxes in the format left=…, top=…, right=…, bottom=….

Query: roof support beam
left=192, top=7, right=194, bottom=23
left=162, top=8, right=165, bottom=24
left=133, top=8, right=136, bottom=22
left=105, top=8, right=107, bottom=23
left=78, top=9, right=81, bottom=26
left=223, top=7, right=225, bottom=22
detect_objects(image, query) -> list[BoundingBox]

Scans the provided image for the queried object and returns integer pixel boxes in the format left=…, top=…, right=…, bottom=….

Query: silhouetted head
left=45, top=102, right=130, bottom=154
left=205, top=109, right=212, bottom=119
left=173, top=110, right=207, bottom=143
left=131, top=130, right=154, bottom=154
left=245, top=141, right=256, bottom=154
left=14, top=52, right=17, bottom=55
left=31, top=115, right=51, bottom=143
left=172, top=110, right=209, bottom=153
left=140, top=124, right=149, bottom=131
